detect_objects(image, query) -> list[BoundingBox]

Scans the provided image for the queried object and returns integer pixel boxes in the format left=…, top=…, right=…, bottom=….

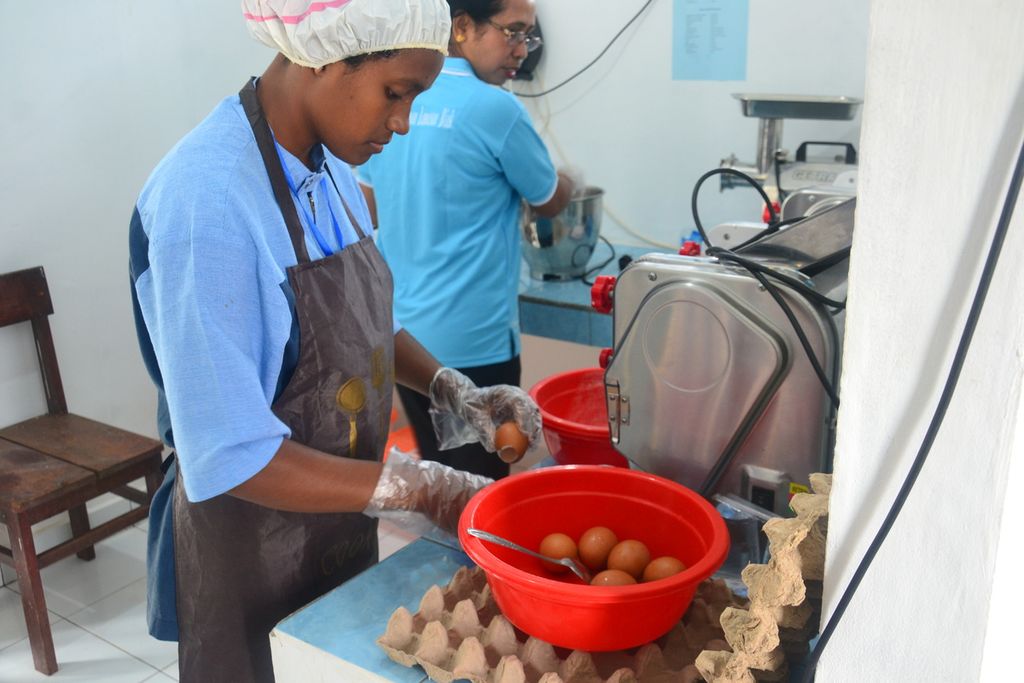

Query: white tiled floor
left=0, top=519, right=418, bottom=682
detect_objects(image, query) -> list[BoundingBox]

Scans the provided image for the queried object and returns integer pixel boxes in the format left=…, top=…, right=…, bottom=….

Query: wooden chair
left=0, top=266, right=163, bottom=675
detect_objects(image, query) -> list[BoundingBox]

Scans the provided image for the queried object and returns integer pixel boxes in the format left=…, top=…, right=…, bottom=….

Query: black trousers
left=397, top=356, right=521, bottom=480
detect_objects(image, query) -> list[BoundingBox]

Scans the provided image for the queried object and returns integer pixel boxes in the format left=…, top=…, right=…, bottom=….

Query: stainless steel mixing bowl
left=520, top=187, right=604, bottom=281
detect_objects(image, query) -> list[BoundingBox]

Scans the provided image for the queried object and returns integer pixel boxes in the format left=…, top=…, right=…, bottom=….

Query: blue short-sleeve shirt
left=358, top=57, right=557, bottom=368
left=130, top=92, right=380, bottom=503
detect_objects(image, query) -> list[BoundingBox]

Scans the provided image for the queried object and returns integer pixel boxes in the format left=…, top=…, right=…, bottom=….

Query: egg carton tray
left=378, top=565, right=746, bottom=683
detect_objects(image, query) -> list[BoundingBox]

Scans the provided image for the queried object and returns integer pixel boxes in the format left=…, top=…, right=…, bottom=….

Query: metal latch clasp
left=605, top=381, right=629, bottom=444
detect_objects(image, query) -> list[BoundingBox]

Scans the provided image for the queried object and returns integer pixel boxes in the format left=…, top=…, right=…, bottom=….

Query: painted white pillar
left=819, top=1, right=1024, bottom=679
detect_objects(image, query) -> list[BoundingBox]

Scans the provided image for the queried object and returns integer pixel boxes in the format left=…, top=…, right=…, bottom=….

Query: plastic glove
left=428, top=367, right=542, bottom=453
left=363, top=450, right=492, bottom=535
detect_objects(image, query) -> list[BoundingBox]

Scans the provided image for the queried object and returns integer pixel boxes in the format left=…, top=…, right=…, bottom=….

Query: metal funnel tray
left=733, top=94, right=862, bottom=120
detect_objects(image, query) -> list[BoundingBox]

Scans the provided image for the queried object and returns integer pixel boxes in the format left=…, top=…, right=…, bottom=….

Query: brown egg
left=642, top=556, right=687, bottom=582
left=577, top=526, right=619, bottom=571
left=606, top=539, right=651, bottom=580
left=538, top=532, right=578, bottom=574
left=590, top=569, right=637, bottom=586
left=494, top=422, right=529, bottom=463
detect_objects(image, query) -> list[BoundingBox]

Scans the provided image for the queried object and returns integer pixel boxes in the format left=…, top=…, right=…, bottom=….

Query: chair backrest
left=0, top=267, right=68, bottom=415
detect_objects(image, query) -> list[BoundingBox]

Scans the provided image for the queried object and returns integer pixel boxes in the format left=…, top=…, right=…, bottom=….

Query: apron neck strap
left=323, top=165, right=370, bottom=241
left=238, top=77, right=311, bottom=264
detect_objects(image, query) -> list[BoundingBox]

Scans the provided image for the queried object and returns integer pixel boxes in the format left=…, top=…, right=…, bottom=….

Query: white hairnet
left=242, top=0, right=451, bottom=68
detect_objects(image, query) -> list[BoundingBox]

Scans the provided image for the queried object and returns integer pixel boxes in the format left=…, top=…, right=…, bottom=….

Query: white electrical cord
left=519, top=73, right=678, bottom=250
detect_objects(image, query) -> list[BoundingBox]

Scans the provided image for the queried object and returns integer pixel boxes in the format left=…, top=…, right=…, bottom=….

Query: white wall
left=1, top=0, right=869, bottom=437
left=819, top=1, right=1023, bottom=679
left=0, top=2, right=268, bottom=434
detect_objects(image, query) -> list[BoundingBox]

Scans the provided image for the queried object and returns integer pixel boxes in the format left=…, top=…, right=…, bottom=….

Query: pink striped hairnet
left=242, top=0, right=451, bottom=68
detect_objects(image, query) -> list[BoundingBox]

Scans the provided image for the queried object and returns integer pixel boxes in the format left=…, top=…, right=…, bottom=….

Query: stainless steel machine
left=703, top=95, right=860, bottom=252
left=720, top=93, right=861, bottom=195
left=591, top=199, right=854, bottom=515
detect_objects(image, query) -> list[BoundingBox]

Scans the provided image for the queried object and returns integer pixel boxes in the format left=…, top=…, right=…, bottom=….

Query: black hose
left=513, top=0, right=656, bottom=99
left=691, top=167, right=779, bottom=246
left=581, top=235, right=617, bottom=286
left=707, top=247, right=846, bottom=311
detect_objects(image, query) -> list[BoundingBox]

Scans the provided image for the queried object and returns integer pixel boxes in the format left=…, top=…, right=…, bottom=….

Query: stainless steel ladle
left=467, top=528, right=592, bottom=583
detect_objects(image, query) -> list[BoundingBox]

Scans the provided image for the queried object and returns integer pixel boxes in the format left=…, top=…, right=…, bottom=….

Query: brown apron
left=172, top=78, right=395, bottom=682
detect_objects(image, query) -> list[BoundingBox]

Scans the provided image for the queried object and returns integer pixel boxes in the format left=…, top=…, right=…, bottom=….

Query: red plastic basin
left=529, top=367, right=627, bottom=467
left=459, top=465, right=730, bottom=651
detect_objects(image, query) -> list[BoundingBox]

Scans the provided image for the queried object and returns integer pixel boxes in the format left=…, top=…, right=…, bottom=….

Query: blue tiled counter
left=518, top=243, right=667, bottom=347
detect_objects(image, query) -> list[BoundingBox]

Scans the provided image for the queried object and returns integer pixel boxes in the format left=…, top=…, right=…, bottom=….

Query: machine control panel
left=741, top=465, right=793, bottom=516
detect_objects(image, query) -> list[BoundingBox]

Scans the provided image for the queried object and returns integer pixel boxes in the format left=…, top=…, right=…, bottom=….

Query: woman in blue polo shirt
left=130, top=2, right=540, bottom=681
left=358, top=0, right=574, bottom=480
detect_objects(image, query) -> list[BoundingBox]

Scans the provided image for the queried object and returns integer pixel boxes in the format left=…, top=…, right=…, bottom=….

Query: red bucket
left=459, top=466, right=730, bottom=651
left=529, top=368, right=627, bottom=467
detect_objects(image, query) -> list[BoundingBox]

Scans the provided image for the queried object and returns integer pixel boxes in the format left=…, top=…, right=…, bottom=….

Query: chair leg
left=68, top=504, right=96, bottom=561
left=144, top=468, right=162, bottom=503
left=7, top=513, right=58, bottom=675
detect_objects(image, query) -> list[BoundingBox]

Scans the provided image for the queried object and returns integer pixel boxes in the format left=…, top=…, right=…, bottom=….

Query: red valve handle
left=679, top=240, right=701, bottom=256
left=761, top=201, right=782, bottom=224
left=590, top=275, right=616, bottom=314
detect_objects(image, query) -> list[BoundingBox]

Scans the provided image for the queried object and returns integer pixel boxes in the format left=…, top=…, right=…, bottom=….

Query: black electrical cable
left=731, top=215, right=807, bottom=252
left=749, top=266, right=839, bottom=408
left=707, top=248, right=846, bottom=311
left=709, top=247, right=841, bottom=408
left=691, top=167, right=779, bottom=246
left=798, top=133, right=1024, bottom=682
left=800, top=245, right=852, bottom=279
left=691, top=166, right=844, bottom=404
left=581, top=235, right=617, bottom=286
left=690, top=165, right=846, bottom=310
left=512, top=0, right=656, bottom=99
left=774, top=156, right=786, bottom=203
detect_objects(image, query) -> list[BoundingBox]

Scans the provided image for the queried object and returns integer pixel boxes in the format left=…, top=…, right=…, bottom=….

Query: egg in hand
left=494, top=422, right=529, bottom=463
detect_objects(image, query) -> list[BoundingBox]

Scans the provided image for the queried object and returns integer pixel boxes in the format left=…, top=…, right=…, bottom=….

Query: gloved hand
left=362, top=450, right=492, bottom=535
left=428, top=367, right=542, bottom=453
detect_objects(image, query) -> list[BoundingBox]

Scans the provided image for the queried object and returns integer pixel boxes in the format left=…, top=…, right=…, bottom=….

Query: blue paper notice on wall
left=672, top=0, right=749, bottom=81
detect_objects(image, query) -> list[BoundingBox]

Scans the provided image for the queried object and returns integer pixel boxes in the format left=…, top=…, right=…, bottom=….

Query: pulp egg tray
left=377, top=566, right=744, bottom=683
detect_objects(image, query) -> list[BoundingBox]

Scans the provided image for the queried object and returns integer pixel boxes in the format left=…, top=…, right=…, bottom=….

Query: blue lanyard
left=275, top=143, right=346, bottom=257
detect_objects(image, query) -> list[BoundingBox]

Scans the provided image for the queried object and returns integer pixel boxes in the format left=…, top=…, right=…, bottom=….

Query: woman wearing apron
left=128, top=2, right=541, bottom=681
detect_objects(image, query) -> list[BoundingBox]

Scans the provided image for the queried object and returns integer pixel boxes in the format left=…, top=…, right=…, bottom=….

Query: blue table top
left=274, top=537, right=474, bottom=682
left=517, top=242, right=663, bottom=310
left=517, top=243, right=668, bottom=347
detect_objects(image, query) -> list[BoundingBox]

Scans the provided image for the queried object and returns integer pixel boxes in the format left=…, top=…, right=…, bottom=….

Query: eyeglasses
left=486, top=20, right=543, bottom=53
